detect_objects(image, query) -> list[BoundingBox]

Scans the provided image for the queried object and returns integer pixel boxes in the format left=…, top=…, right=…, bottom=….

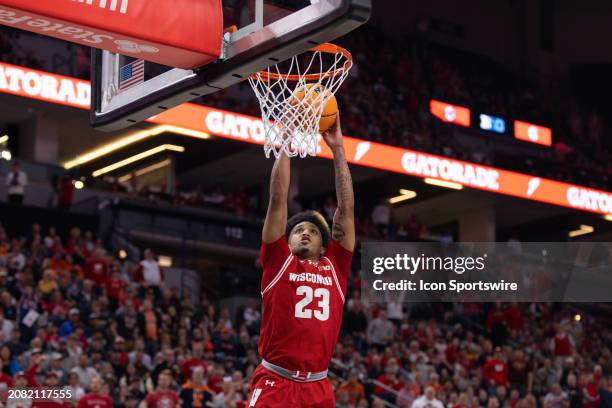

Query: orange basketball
left=291, top=84, right=338, bottom=132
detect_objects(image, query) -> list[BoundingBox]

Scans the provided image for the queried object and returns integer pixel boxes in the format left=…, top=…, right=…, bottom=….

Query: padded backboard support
left=90, top=0, right=371, bottom=131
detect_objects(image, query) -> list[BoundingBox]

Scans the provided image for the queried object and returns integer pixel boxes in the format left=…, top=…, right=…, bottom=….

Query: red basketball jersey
left=258, top=236, right=353, bottom=373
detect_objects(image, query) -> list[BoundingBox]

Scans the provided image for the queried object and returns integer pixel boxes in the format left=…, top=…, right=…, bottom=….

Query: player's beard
left=297, top=244, right=311, bottom=258
left=295, top=239, right=322, bottom=259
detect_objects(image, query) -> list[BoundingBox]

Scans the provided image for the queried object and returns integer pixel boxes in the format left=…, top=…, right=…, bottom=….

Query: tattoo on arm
left=330, top=147, right=355, bottom=249
left=333, top=148, right=354, bottom=213
left=332, top=222, right=345, bottom=242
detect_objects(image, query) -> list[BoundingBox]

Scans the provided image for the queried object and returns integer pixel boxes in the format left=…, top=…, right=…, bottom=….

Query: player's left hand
left=321, top=113, right=343, bottom=150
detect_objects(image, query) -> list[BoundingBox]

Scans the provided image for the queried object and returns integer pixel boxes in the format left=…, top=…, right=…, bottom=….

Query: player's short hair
left=286, top=210, right=331, bottom=248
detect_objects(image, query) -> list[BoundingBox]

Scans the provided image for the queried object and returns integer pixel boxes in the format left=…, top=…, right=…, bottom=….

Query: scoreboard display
left=479, top=114, right=506, bottom=134
left=430, top=100, right=552, bottom=146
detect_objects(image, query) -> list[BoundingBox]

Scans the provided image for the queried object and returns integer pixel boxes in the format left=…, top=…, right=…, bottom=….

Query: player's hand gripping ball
left=290, top=83, right=339, bottom=132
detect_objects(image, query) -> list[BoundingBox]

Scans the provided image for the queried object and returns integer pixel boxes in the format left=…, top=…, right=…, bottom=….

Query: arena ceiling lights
left=0, top=135, right=10, bottom=161
left=568, top=224, right=594, bottom=238
left=389, top=189, right=417, bottom=204
left=63, top=125, right=209, bottom=169
left=424, top=178, right=464, bottom=190
left=91, top=144, right=185, bottom=177
left=117, top=159, right=171, bottom=183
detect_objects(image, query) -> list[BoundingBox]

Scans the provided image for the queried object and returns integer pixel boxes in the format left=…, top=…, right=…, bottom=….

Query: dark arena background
left=0, top=0, right=612, bottom=407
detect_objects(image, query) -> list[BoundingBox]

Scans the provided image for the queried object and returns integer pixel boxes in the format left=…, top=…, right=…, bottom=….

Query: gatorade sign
left=155, top=107, right=609, bottom=216
left=514, top=120, right=552, bottom=146
left=0, top=62, right=90, bottom=108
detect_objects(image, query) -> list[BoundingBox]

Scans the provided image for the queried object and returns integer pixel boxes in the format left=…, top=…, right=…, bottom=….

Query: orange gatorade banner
left=0, top=0, right=222, bottom=68
left=153, top=106, right=611, bottom=215
left=0, top=62, right=610, bottom=215
left=0, top=62, right=90, bottom=108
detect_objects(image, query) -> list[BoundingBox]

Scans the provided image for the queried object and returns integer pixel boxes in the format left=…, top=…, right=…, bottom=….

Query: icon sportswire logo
left=71, top=0, right=129, bottom=14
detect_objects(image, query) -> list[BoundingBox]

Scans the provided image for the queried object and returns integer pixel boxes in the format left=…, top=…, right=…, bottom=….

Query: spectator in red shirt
left=140, top=369, right=180, bottom=408
left=180, top=342, right=207, bottom=381
left=551, top=326, right=574, bottom=358
left=428, top=372, right=443, bottom=394
left=406, top=215, right=423, bottom=240
left=57, top=174, right=75, bottom=211
left=85, top=249, right=109, bottom=288
left=77, top=376, right=113, bottom=408
left=0, top=370, right=12, bottom=389
left=487, top=304, right=506, bottom=330
left=483, top=348, right=509, bottom=390
left=445, top=337, right=460, bottom=365
left=228, top=185, right=249, bottom=216
left=581, top=374, right=600, bottom=408
left=65, top=227, right=82, bottom=256
left=374, top=359, right=403, bottom=402
left=106, top=269, right=126, bottom=310
left=119, top=286, right=141, bottom=311
left=17, top=351, right=44, bottom=387
left=33, top=372, right=70, bottom=407
left=207, top=365, right=225, bottom=394
left=452, top=393, right=470, bottom=408
left=593, top=365, right=603, bottom=386
left=11, top=371, right=29, bottom=395
left=505, top=303, right=524, bottom=332
left=111, top=336, right=130, bottom=366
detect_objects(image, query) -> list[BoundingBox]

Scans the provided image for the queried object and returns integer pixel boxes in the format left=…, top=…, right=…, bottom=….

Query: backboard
left=91, top=0, right=371, bottom=131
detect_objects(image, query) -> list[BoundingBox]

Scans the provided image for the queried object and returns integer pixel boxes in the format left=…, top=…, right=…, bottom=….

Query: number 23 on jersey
left=294, top=286, right=330, bottom=321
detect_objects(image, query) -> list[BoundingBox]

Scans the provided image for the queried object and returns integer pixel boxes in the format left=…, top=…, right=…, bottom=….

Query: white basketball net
left=249, top=45, right=352, bottom=158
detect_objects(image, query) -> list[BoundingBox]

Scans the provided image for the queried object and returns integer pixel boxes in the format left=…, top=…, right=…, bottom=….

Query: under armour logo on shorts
left=265, top=380, right=275, bottom=387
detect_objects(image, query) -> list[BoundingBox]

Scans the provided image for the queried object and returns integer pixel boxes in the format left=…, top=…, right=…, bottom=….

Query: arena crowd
left=1, top=221, right=611, bottom=407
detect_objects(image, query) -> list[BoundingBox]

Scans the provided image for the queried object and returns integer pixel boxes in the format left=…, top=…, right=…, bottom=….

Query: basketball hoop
left=249, top=43, right=353, bottom=158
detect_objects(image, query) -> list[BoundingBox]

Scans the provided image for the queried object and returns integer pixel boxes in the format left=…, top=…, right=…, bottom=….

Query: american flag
left=119, top=59, right=144, bottom=92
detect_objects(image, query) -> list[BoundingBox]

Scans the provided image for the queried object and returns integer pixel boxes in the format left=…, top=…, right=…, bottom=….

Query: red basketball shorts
left=247, top=365, right=334, bottom=407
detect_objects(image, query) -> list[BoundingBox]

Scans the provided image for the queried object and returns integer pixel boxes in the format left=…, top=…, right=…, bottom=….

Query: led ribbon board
left=1, top=62, right=610, bottom=215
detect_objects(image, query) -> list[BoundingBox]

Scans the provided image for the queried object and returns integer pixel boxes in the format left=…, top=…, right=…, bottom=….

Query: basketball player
left=248, top=115, right=355, bottom=407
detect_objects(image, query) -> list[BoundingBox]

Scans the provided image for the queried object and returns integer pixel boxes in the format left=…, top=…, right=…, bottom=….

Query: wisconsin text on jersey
left=288, top=272, right=333, bottom=286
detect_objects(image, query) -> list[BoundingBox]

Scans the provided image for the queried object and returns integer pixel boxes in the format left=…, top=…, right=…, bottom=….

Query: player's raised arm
left=262, top=153, right=290, bottom=243
left=322, top=114, right=355, bottom=251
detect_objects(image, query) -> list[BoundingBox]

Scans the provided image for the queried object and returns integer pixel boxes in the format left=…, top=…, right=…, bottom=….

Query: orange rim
left=251, top=43, right=352, bottom=82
